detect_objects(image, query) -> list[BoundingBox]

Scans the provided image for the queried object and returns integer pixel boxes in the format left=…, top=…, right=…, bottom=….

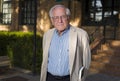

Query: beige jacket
left=40, top=26, right=91, bottom=81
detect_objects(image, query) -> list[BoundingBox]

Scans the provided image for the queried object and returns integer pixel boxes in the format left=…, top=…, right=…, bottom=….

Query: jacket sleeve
left=82, top=31, right=91, bottom=69
left=81, top=31, right=91, bottom=81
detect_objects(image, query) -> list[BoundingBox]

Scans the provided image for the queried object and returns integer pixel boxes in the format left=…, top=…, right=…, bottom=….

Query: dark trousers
left=46, top=72, right=70, bottom=81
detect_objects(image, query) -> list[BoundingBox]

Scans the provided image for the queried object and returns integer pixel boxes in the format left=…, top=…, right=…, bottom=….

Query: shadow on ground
left=85, top=73, right=120, bottom=81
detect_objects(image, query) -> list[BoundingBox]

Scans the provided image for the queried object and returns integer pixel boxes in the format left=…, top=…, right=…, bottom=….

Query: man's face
left=51, top=7, right=69, bottom=34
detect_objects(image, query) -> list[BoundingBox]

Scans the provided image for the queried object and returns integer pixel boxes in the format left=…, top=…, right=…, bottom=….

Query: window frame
left=19, top=0, right=36, bottom=25
left=81, top=0, right=119, bottom=26
left=0, top=0, right=12, bottom=25
left=82, top=0, right=103, bottom=26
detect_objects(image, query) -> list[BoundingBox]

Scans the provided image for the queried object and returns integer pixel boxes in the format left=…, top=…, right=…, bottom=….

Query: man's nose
left=58, top=16, right=63, bottom=22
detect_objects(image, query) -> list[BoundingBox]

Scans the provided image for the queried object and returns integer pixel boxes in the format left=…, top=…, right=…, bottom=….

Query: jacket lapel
left=69, top=27, right=77, bottom=75
left=44, top=29, right=55, bottom=62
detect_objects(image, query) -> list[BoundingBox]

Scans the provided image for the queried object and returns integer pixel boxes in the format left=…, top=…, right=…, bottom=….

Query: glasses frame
left=52, top=15, right=68, bottom=21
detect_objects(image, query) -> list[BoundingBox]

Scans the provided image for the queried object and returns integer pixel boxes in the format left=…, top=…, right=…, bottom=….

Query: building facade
left=0, top=0, right=120, bottom=39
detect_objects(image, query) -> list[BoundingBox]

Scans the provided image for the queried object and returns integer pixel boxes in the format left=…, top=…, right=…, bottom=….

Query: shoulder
left=70, top=25, right=88, bottom=35
left=45, top=28, right=55, bottom=34
left=44, top=28, right=55, bottom=36
left=70, top=25, right=89, bottom=42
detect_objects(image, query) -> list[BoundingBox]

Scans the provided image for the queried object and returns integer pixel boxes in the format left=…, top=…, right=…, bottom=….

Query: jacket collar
left=69, top=26, right=77, bottom=75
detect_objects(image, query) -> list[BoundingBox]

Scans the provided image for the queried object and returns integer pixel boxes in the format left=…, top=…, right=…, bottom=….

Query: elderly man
left=40, top=4, right=91, bottom=81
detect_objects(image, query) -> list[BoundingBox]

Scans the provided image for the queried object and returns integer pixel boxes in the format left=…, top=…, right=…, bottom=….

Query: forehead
left=52, top=7, right=66, bottom=16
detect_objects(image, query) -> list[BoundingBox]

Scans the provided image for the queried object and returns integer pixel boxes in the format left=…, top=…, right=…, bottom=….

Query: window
left=0, top=0, right=12, bottom=24
left=19, top=0, right=36, bottom=25
left=90, top=0, right=102, bottom=22
left=82, top=0, right=103, bottom=26
left=82, top=0, right=119, bottom=26
left=0, top=0, right=2, bottom=23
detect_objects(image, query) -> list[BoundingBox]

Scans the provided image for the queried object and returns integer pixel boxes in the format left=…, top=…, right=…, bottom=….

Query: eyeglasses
left=52, top=15, right=68, bottom=21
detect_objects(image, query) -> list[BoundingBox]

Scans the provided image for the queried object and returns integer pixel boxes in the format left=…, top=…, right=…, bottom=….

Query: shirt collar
left=55, top=25, right=70, bottom=36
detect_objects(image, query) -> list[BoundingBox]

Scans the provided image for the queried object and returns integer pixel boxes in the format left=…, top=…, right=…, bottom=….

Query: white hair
left=49, top=4, right=71, bottom=17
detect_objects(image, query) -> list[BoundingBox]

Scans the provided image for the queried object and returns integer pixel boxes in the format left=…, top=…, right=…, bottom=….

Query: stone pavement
left=86, top=73, right=120, bottom=81
left=0, top=73, right=40, bottom=81
left=1, top=73, right=120, bottom=81
left=0, top=67, right=40, bottom=81
left=0, top=68, right=120, bottom=81
left=14, top=73, right=120, bottom=81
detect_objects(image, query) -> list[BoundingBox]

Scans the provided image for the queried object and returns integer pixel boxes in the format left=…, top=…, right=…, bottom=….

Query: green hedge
left=0, top=31, right=43, bottom=74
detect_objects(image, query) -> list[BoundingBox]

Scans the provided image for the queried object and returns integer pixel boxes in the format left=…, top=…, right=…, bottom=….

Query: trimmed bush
left=0, top=31, right=43, bottom=74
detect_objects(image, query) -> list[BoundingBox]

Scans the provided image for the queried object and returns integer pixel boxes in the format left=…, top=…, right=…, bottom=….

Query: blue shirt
left=47, top=27, right=70, bottom=76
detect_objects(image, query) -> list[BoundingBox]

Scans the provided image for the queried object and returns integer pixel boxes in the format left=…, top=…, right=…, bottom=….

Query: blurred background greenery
left=0, top=31, right=43, bottom=74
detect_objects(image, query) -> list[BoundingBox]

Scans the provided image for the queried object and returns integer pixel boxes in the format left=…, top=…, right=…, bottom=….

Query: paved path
left=86, top=73, right=120, bottom=81
left=0, top=68, right=120, bottom=81
left=1, top=72, right=120, bottom=81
